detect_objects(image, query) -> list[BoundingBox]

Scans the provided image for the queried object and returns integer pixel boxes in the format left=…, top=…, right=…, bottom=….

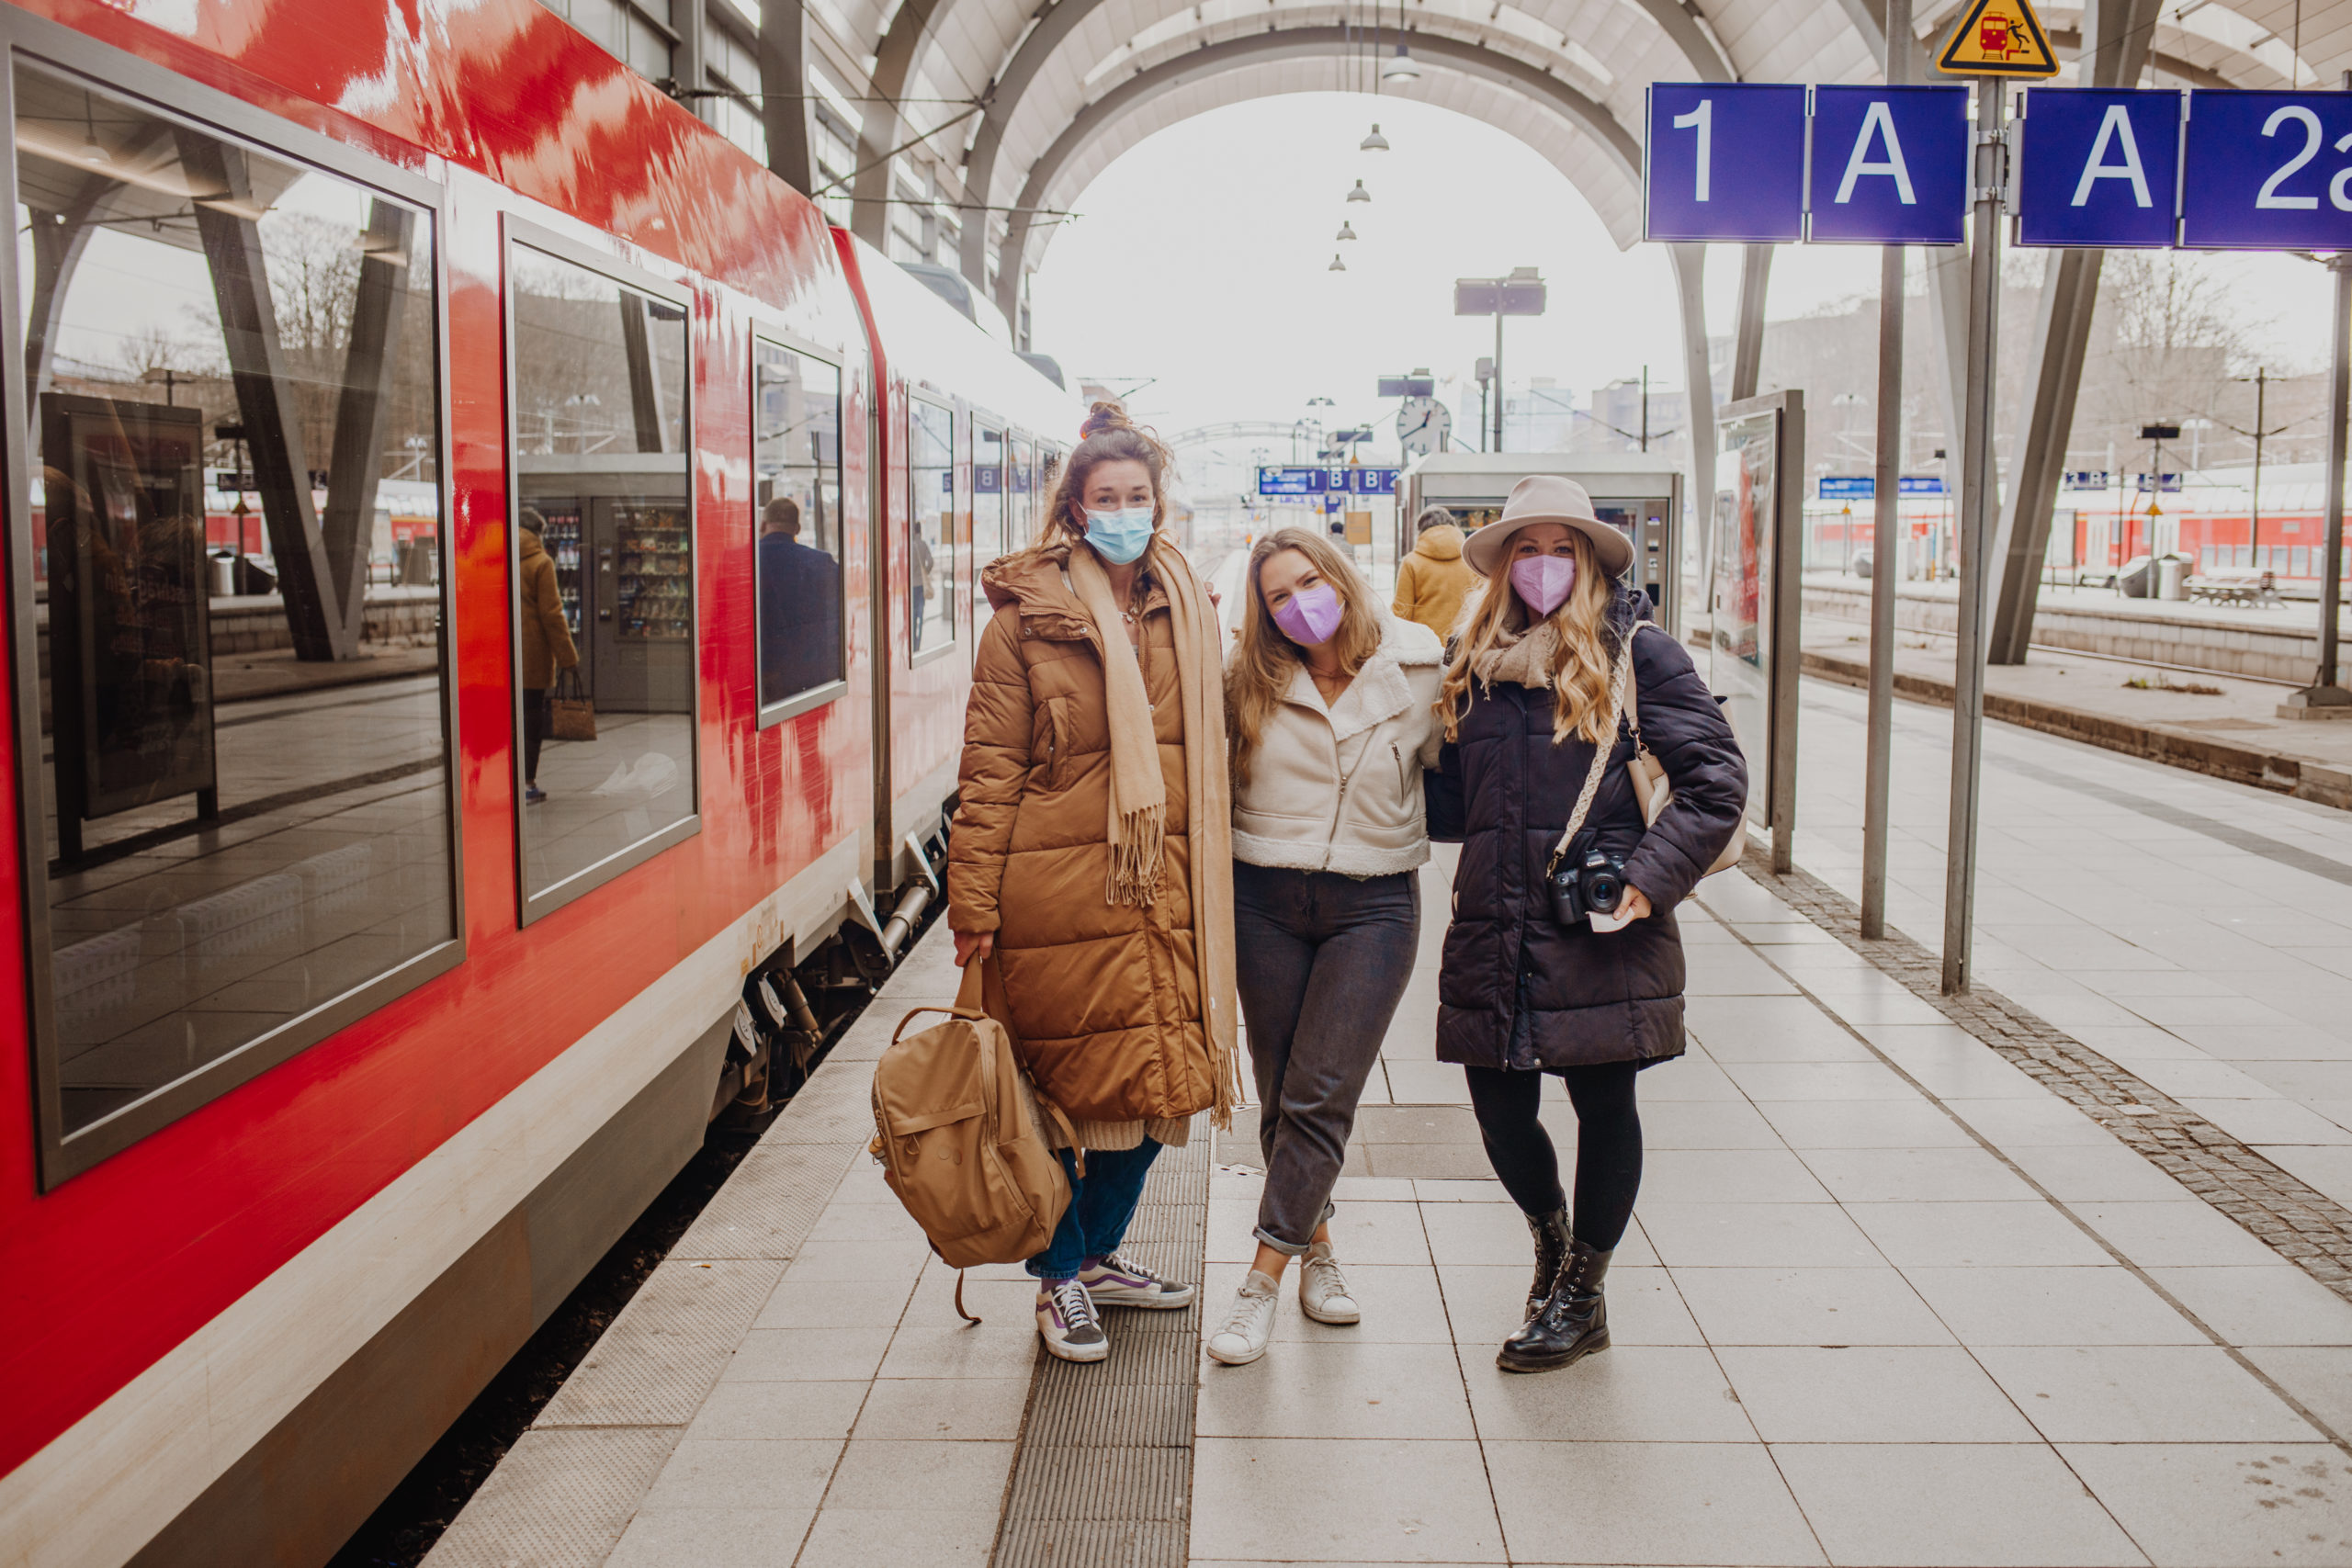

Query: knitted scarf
left=1063, top=537, right=1240, bottom=1125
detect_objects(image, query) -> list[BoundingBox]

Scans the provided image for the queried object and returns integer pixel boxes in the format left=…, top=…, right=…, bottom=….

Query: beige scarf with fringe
left=1064, top=538, right=1240, bottom=1125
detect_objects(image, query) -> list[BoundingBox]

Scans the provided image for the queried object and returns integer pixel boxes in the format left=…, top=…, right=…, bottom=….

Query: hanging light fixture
left=1329, top=253, right=1348, bottom=271
left=1346, top=179, right=1372, bottom=203
left=1360, top=122, right=1390, bottom=152
left=1382, top=39, right=1419, bottom=80
left=78, top=94, right=108, bottom=164
left=1336, top=220, right=1358, bottom=242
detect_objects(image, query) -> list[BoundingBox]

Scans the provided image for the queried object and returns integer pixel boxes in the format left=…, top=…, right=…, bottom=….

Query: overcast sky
left=1026, top=92, right=2335, bottom=457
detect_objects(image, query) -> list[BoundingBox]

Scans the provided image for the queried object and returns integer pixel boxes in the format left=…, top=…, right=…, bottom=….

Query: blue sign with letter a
left=2018, top=89, right=2182, bottom=248
left=2181, top=90, right=2352, bottom=250
left=1807, top=85, right=1970, bottom=244
left=1644, top=84, right=1807, bottom=243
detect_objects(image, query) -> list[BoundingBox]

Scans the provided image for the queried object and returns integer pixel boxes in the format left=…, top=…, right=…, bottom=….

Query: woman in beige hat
left=1426, top=475, right=1746, bottom=1374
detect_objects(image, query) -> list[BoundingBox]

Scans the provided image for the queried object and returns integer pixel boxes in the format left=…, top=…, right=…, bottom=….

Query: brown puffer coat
left=945, top=544, right=1215, bottom=1126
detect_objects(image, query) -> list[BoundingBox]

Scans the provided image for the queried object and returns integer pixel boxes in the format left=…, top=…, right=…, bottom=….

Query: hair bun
left=1082, top=400, right=1132, bottom=438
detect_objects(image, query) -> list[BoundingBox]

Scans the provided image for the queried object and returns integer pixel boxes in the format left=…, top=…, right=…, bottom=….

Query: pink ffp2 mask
left=1510, top=554, right=1577, bottom=617
left=1272, top=581, right=1344, bottom=646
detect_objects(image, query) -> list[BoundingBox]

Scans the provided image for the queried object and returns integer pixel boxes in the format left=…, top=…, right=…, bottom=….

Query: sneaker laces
left=1095, top=1250, right=1158, bottom=1284
left=1304, top=1252, right=1349, bottom=1296
left=1221, top=1278, right=1276, bottom=1337
left=1047, top=1277, right=1101, bottom=1332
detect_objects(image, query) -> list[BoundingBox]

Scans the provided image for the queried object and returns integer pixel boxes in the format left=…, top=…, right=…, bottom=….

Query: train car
left=0, top=2, right=1075, bottom=1563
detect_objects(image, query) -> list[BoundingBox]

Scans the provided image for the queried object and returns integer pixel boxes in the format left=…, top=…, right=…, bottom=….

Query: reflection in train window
left=753, top=342, right=843, bottom=718
left=1009, top=434, right=1035, bottom=550
left=975, top=423, right=1006, bottom=569
left=508, top=242, right=695, bottom=914
left=10, top=63, right=453, bottom=1165
left=908, top=397, right=955, bottom=656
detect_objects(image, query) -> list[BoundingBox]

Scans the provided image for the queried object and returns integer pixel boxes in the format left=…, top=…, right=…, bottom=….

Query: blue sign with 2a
left=2018, top=89, right=2182, bottom=249
left=2181, top=90, right=2352, bottom=250
left=1644, top=84, right=1807, bottom=243
left=1807, top=86, right=1970, bottom=244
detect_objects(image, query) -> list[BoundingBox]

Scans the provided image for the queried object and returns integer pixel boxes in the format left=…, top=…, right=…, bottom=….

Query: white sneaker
left=1298, top=1240, right=1361, bottom=1325
left=1035, top=1278, right=1110, bottom=1363
left=1205, top=1270, right=1280, bottom=1366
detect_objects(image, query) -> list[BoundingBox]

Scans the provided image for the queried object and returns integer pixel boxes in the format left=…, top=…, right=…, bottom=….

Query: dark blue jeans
left=1026, top=1139, right=1162, bottom=1280
left=1233, top=863, right=1420, bottom=1253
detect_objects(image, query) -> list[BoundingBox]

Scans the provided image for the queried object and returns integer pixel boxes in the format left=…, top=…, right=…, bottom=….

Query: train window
left=908, top=397, right=955, bottom=659
left=975, top=423, right=1006, bottom=569
left=1010, top=435, right=1036, bottom=549
left=506, top=237, right=695, bottom=919
left=753, top=340, right=844, bottom=722
left=9, top=64, right=456, bottom=1176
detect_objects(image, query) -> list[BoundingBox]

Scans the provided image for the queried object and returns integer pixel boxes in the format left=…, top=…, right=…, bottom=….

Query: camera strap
left=1544, top=628, right=1638, bottom=878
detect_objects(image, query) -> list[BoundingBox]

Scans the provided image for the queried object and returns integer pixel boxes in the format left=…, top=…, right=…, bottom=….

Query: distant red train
left=0, top=2, right=1077, bottom=1561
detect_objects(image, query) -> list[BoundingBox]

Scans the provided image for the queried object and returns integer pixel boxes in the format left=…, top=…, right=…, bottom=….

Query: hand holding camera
left=1545, top=846, right=1652, bottom=931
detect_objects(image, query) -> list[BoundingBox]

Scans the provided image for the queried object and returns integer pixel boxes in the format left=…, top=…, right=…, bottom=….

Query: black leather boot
left=1522, top=1207, right=1572, bottom=1321
left=1498, top=1237, right=1611, bottom=1373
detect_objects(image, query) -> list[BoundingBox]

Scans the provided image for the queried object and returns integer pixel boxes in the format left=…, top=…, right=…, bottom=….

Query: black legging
left=1464, top=1061, right=1643, bottom=1251
left=523, top=687, right=549, bottom=784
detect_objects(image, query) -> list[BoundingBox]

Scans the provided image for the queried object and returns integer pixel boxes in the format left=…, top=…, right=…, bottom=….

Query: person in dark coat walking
left=1426, top=475, right=1746, bottom=1375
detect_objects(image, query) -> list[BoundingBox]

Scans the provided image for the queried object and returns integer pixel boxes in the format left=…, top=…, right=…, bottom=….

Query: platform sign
left=1643, top=84, right=1808, bottom=243
left=1935, top=0, right=2060, bottom=77
left=2181, top=91, right=2352, bottom=250
left=1897, top=476, right=1948, bottom=495
left=1257, top=466, right=1325, bottom=495
left=1347, top=468, right=1400, bottom=495
left=2018, top=90, right=2184, bottom=248
left=2064, top=469, right=2111, bottom=490
left=1806, top=86, right=1971, bottom=244
left=2133, top=472, right=2184, bottom=492
left=1818, top=476, right=1875, bottom=499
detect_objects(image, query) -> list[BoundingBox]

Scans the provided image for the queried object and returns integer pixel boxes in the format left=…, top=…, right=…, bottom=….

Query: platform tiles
left=428, top=853, right=2352, bottom=1568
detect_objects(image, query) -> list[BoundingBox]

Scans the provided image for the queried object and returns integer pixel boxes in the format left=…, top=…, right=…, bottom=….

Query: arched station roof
left=823, top=0, right=2347, bottom=312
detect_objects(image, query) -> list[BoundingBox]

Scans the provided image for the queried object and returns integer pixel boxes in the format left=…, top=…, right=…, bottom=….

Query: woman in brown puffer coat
left=945, top=401, right=1238, bottom=1365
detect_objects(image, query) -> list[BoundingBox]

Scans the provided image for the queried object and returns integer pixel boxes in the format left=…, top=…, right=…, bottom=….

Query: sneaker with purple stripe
left=1079, top=1251, right=1195, bottom=1309
left=1035, top=1277, right=1109, bottom=1362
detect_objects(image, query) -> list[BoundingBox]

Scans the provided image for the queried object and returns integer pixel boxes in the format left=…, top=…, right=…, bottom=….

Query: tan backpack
left=869, top=959, right=1077, bottom=1317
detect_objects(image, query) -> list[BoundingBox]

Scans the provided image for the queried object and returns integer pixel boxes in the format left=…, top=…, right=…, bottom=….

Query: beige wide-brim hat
left=1463, top=475, right=1634, bottom=580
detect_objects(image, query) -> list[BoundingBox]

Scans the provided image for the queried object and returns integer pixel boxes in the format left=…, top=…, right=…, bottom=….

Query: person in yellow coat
left=1392, top=505, right=1479, bottom=639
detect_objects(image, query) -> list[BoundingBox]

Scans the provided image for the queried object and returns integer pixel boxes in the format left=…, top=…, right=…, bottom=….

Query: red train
left=0, top=1, right=1078, bottom=1560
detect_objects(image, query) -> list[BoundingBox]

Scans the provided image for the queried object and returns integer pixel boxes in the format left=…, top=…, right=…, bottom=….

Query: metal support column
left=1984, top=0, right=2163, bottom=663
left=2282, top=257, right=2352, bottom=716
left=1945, top=79, right=2008, bottom=994
left=1732, top=245, right=1772, bottom=401
left=760, top=0, right=814, bottom=195
left=1669, top=243, right=1718, bottom=614
left=1860, top=0, right=1911, bottom=941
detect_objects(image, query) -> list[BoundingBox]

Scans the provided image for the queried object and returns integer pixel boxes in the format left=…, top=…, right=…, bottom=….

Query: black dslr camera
left=1547, top=845, right=1628, bottom=925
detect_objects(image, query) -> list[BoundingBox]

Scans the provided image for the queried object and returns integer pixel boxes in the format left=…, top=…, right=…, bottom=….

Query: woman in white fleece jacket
left=1206, top=527, right=1444, bottom=1367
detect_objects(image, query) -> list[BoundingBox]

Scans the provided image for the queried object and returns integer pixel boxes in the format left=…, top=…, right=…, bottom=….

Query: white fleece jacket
left=1231, top=614, right=1446, bottom=877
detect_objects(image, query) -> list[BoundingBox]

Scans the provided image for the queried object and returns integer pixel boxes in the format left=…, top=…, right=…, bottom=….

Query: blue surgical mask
left=1083, top=506, right=1156, bottom=565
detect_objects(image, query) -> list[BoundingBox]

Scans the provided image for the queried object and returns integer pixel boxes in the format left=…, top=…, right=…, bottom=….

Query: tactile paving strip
left=535, top=1257, right=786, bottom=1427
left=420, top=1427, right=678, bottom=1568
left=1738, top=859, right=2352, bottom=1302
left=992, top=1128, right=1209, bottom=1568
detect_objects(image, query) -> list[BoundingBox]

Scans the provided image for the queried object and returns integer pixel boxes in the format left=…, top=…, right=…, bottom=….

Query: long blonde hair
left=1437, top=529, right=1620, bottom=745
left=1225, top=528, right=1383, bottom=788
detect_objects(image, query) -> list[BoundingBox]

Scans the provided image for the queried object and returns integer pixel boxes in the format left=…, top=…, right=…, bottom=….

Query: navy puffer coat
left=1426, top=589, right=1747, bottom=1072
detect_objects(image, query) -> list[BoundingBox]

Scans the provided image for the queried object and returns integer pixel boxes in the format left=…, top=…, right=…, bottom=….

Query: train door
left=976, top=423, right=1008, bottom=571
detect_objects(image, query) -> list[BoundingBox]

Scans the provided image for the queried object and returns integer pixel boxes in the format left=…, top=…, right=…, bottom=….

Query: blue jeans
left=1026, top=1139, right=1162, bottom=1280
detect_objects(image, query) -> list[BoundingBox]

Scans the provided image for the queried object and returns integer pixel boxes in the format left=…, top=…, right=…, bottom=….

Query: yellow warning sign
left=1936, top=0, right=2060, bottom=76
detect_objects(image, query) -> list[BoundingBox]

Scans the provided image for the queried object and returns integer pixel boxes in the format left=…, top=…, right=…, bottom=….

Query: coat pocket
left=1031, top=696, right=1073, bottom=790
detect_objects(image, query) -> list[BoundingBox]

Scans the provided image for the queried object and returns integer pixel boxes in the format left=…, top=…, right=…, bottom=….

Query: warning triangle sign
left=1937, top=0, right=2060, bottom=76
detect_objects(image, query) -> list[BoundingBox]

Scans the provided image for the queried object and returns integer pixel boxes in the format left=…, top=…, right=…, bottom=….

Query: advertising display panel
left=1711, top=392, right=1804, bottom=864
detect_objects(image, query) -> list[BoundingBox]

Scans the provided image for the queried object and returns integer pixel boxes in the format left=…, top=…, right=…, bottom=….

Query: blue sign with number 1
left=1644, top=84, right=1807, bottom=243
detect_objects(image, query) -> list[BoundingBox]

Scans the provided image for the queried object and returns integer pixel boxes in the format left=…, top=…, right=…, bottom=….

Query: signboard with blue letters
left=1807, top=86, right=1972, bottom=244
left=1348, top=468, right=1400, bottom=495
left=2017, top=89, right=2183, bottom=249
left=1257, top=466, right=1325, bottom=495
left=1816, top=476, right=1951, bottom=499
left=2064, top=470, right=2110, bottom=490
left=1897, top=476, right=1948, bottom=495
left=1644, top=84, right=1808, bottom=243
left=2133, top=472, right=2184, bottom=492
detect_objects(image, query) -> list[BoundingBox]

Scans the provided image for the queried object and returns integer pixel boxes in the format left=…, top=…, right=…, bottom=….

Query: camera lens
left=1586, top=867, right=1623, bottom=912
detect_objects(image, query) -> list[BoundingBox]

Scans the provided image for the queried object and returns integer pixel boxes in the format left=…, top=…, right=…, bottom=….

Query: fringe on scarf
left=1105, top=803, right=1166, bottom=907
